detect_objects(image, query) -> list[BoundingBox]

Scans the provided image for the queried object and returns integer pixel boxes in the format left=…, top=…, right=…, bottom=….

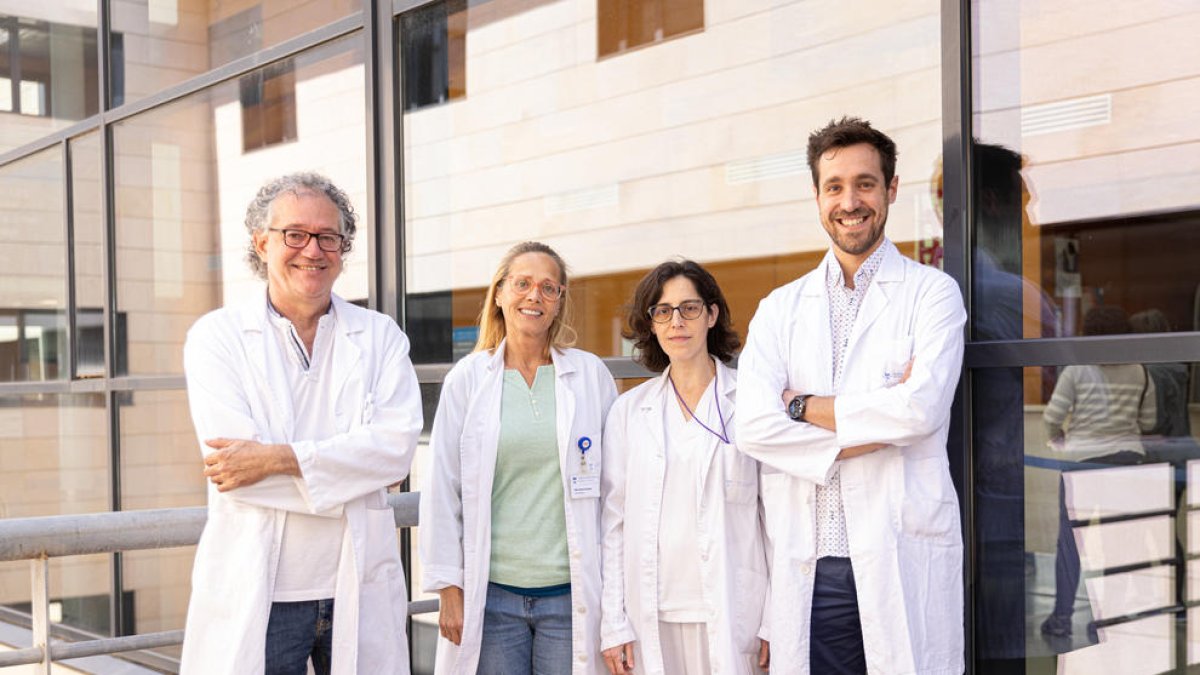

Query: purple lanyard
left=669, top=368, right=731, bottom=445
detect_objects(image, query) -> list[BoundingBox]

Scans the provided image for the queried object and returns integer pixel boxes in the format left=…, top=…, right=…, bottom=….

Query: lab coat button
left=577, top=605, right=586, bottom=615
left=571, top=549, right=581, bottom=559
left=801, top=564, right=812, bottom=575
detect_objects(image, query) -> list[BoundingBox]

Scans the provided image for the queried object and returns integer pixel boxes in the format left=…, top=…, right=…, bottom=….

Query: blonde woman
left=421, top=241, right=618, bottom=674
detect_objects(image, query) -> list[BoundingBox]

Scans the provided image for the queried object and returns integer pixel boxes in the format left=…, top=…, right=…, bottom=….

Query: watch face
left=788, top=396, right=804, bottom=420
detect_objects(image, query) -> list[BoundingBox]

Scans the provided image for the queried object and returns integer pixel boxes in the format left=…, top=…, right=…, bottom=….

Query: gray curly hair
left=244, top=172, right=358, bottom=279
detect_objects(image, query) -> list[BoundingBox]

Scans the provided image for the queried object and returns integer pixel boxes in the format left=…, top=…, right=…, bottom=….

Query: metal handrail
left=0, top=492, right=431, bottom=672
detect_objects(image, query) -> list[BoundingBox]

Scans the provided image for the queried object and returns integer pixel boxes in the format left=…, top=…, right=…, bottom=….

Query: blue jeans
left=265, top=598, right=334, bottom=675
left=478, top=583, right=573, bottom=675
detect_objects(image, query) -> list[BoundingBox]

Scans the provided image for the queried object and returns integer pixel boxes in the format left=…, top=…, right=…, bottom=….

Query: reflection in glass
left=117, top=388, right=203, bottom=658
left=597, top=0, right=704, bottom=58
left=111, top=34, right=368, bottom=375
left=121, top=546, right=196, bottom=659
left=0, top=147, right=65, bottom=382
left=119, top=389, right=205, bottom=511
left=110, top=0, right=358, bottom=106
left=399, top=0, right=944, bottom=365
left=972, top=2, right=1200, bottom=339
left=0, top=393, right=111, bottom=634
left=0, top=9, right=101, bottom=154
left=973, top=362, right=1200, bottom=673
left=71, top=131, right=106, bottom=379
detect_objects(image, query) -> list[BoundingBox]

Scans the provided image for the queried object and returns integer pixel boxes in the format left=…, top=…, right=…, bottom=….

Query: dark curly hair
left=244, top=172, right=357, bottom=280
left=623, top=260, right=740, bottom=373
left=806, top=116, right=898, bottom=187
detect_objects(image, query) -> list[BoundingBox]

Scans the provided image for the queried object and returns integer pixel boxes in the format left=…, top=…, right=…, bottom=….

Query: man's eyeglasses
left=505, top=276, right=566, bottom=301
left=269, top=228, right=349, bottom=253
left=648, top=300, right=706, bottom=323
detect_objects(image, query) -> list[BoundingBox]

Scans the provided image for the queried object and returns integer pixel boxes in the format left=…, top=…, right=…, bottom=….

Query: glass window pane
left=0, top=392, right=111, bottom=634
left=0, top=147, right=66, bottom=382
left=111, top=33, right=368, bottom=376
left=111, top=0, right=359, bottom=106
left=0, top=8, right=101, bottom=154
left=971, top=3, right=1200, bottom=340
left=119, top=389, right=205, bottom=510
left=972, top=362, right=1200, bottom=671
left=400, top=0, right=945, bottom=365
left=117, top=388, right=203, bottom=659
left=71, top=131, right=105, bottom=379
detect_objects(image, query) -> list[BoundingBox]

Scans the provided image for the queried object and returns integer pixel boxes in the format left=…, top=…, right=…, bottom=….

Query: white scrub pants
left=658, top=622, right=711, bottom=675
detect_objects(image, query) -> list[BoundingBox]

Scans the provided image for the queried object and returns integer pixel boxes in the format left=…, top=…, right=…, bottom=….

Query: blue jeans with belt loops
left=265, top=598, right=334, bottom=675
left=478, top=583, right=573, bottom=675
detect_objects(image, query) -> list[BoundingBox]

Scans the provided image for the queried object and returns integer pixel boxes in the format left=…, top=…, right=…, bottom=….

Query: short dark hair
left=806, top=116, right=898, bottom=187
left=1083, top=306, right=1131, bottom=336
left=623, top=260, right=740, bottom=373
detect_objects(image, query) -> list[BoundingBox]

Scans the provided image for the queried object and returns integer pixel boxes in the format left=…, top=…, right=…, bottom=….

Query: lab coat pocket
left=882, top=336, right=915, bottom=388
left=363, top=504, right=402, bottom=583
left=733, top=567, right=768, bottom=652
left=900, top=455, right=959, bottom=543
left=759, top=473, right=811, bottom=561
left=723, top=451, right=759, bottom=505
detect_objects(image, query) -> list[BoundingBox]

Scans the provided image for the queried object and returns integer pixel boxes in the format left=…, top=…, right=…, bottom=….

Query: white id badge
left=570, top=474, right=600, bottom=499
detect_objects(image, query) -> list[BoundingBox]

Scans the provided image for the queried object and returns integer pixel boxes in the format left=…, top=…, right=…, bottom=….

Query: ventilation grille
left=1021, top=94, right=1112, bottom=137
left=544, top=184, right=619, bottom=215
left=725, top=150, right=807, bottom=185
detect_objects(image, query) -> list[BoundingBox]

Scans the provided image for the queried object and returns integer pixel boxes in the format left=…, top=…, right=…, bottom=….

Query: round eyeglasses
left=648, top=300, right=705, bottom=323
left=269, top=228, right=348, bottom=253
left=505, top=275, right=566, bottom=301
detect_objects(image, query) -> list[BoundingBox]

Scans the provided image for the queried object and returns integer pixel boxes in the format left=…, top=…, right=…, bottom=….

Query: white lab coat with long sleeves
left=600, top=360, right=769, bottom=675
left=179, top=294, right=423, bottom=675
left=736, top=244, right=966, bottom=675
left=419, top=342, right=618, bottom=675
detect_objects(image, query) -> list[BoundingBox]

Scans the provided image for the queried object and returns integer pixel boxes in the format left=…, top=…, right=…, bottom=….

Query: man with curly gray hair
left=179, top=172, right=423, bottom=674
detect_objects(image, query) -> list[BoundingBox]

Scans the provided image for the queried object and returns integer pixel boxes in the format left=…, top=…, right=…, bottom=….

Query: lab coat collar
left=804, top=237, right=906, bottom=296
left=641, top=356, right=736, bottom=466
left=231, top=292, right=364, bottom=441
left=483, top=338, right=579, bottom=377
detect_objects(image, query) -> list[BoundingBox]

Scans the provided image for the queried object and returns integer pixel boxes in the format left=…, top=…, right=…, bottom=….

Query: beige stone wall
left=402, top=0, right=946, bottom=293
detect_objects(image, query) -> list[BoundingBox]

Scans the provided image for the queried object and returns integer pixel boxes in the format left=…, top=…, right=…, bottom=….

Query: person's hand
left=780, top=389, right=802, bottom=407
left=438, top=586, right=465, bottom=645
left=900, top=357, right=914, bottom=384
left=203, top=439, right=297, bottom=491
left=602, top=642, right=635, bottom=674
left=758, top=639, right=770, bottom=671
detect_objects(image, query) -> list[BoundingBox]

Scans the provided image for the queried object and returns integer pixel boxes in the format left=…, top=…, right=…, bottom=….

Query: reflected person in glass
left=1041, top=305, right=1157, bottom=645
left=420, top=241, right=618, bottom=674
left=599, top=260, right=770, bottom=675
left=179, top=173, right=424, bottom=674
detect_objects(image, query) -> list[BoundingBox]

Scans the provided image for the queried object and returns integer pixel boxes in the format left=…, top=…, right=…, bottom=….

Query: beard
left=827, top=208, right=886, bottom=257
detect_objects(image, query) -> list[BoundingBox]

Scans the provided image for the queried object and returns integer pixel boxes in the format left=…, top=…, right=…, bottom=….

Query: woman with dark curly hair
left=600, top=260, right=770, bottom=674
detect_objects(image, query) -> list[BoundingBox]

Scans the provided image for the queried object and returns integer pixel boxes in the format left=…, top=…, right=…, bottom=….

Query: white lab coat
left=179, top=294, right=423, bottom=675
left=420, top=342, right=618, bottom=674
left=600, top=360, right=769, bottom=675
left=736, top=244, right=966, bottom=675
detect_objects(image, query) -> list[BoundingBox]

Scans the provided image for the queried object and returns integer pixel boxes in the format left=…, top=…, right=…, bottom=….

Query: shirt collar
left=265, top=290, right=335, bottom=325
left=825, top=238, right=893, bottom=292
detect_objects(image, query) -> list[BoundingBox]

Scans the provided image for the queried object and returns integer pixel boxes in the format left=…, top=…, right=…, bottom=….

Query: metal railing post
left=31, top=555, right=51, bottom=674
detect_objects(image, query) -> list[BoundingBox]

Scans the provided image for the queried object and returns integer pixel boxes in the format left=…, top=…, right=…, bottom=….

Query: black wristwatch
left=787, top=394, right=813, bottom=422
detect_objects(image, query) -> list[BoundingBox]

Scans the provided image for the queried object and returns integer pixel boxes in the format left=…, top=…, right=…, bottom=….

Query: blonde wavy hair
left=474, top=241, right=577, bottom=355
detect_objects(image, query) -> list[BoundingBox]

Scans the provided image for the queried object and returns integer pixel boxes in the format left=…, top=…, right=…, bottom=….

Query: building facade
left=0, top=0, right=1198, bottom=672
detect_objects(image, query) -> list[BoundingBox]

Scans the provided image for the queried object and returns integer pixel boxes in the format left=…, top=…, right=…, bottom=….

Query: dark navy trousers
left=810, top=557, right=867, bottom=674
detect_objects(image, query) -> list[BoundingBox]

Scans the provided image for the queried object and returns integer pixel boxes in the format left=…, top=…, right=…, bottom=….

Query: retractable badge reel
left=570, top=436, right=600, bottom=498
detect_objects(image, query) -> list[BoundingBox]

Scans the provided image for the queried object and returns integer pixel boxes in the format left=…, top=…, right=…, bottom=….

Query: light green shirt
left=489, top=365, right=570, bottom=588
